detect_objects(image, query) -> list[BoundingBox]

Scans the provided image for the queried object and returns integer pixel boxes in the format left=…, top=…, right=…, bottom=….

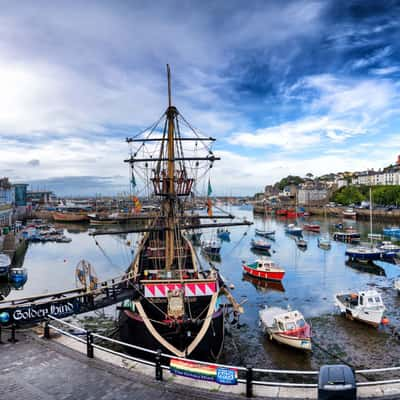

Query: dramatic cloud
left=1, top=0, right=400, bottom=194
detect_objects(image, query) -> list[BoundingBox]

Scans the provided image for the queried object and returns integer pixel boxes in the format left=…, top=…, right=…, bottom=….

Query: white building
left=298, top=188, right=328, bottom=205
left=336, top=179, right=348, bottom=189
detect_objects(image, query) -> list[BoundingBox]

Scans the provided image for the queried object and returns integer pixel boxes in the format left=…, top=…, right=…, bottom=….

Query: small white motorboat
left=259, top=306, right=312, bottom=351
left=335, top=290, right=386, bottom=327
left=394, top=279, right=400, bottom=295
left=201, top=238, right=222, bottom=255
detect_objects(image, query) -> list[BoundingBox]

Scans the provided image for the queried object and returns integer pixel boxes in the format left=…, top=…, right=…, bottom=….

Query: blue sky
left=2, top=0, right=400, bottom=195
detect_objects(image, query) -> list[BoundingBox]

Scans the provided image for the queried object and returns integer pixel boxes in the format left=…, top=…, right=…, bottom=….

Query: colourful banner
left=170, top=358, right=238, bottom=385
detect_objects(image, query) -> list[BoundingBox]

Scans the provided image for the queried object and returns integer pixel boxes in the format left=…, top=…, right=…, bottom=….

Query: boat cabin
left=273, top=310, right=307, bottom=333
left=254, top=258, right=277, bottom=270
left=347, top=291, right=383, bottom=308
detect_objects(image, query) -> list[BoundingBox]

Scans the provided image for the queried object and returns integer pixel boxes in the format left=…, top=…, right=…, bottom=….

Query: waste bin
left=318, top=364, right=356, bottom=400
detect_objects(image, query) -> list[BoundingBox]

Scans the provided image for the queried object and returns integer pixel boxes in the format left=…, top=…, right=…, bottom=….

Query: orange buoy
left=382, top=316, right=390, bottom=325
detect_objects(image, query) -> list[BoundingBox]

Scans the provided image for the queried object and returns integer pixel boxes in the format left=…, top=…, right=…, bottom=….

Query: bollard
left=246, top=365, right=253, bottom=398
left=86, top=331, right=94, bottom=358
left=44, top=320, right=50, bottom=339
left=8, top=323, right=18, bottom=343
left=155, top=349, right=163, bottom=381
left=0, top=324, right=3, bottom=344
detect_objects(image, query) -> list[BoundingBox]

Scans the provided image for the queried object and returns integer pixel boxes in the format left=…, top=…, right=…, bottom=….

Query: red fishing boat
left=286, top=209, right=304, bottom=218
left=303, top=223, right=320, bottom=233
left=276, top=209, right=288, bottom=216
left=242, top=258, right=285, bottom=281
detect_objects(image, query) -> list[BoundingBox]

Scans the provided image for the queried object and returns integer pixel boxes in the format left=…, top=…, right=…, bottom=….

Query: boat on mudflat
left=259, top=306, right=312, bottom=351
left=335, top=290, right=386, bottom=327
left=342, top=208, right=357, bottom=219
left=242, top=258, right=285, bottom=281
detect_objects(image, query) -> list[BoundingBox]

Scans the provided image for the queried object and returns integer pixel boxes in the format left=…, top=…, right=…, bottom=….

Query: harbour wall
left=253, top=205, right=400, bottom=221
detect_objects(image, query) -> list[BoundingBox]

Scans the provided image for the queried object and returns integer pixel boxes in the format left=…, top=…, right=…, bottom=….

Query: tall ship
left=115, top=66, right=250, bottom=361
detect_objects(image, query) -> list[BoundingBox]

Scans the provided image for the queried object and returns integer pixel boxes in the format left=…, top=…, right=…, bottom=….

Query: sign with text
left=170, top=358, right=237, bottom=385
left=0, top=298, right=81, bottom=326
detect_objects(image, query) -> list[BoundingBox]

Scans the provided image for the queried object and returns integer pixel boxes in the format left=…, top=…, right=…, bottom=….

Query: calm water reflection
left=8, top=207, right=400, bottom=369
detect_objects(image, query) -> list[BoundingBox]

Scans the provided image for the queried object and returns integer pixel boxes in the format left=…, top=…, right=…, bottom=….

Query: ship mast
left=165, top=64, right=176, bottom=269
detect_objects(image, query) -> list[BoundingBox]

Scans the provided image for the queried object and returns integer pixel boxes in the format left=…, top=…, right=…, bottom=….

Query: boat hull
left=255, top=229, right=275, bottom=237
left=270, top=332, right=312, bottom=351
left=345, top=250, right=383, bottom=261
left=53, top=212, right=89, bottom=222
left=335, top=297, right=384, bottom=327
left=243, top=265, right=284, bottom=281
left=119, top=307, right=225, bottom=361
left=304, top=225, right=320, bottom=232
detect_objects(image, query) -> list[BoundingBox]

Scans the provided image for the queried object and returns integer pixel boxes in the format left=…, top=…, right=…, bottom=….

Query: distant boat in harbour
left=53, top=211, right=89, bottom=222
left=342, top=208, right=357, bottom=219
left=303, top=223, right=320, bottom=233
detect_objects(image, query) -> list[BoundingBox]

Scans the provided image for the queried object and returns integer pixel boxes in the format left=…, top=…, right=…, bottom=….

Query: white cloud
left=231, top=74, right=398, bottom=149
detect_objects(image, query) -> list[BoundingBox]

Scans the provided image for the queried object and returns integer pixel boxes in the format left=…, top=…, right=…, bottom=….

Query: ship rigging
left=114, top=65, right=251, bottom=361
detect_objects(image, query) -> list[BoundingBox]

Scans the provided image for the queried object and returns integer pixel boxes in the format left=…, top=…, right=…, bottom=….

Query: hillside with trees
left=331, top=185, right=400, bottom=206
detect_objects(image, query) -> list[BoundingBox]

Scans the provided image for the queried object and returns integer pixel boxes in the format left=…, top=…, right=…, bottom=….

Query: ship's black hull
left=118, top=306, right=225, bottom=362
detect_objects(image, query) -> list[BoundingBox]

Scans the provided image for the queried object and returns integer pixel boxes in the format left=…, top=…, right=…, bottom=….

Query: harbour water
left=4, top=206, right=400, bottom=371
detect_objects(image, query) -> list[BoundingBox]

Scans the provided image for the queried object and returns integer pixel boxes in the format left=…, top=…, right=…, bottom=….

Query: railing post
left=8, top=323, right=18, bottom=343
left=44, top=320, right=50, bottom=339
left=0, top=324, right=3, bottom=344
left=246, top=365, right=253, bottom=398
left=86, top=331, right=94, bottom=358
left=155, top=349, right=163, bottom=381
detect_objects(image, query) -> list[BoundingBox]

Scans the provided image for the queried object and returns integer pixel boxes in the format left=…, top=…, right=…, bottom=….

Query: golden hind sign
left=0, top=299, right=79, bottom=326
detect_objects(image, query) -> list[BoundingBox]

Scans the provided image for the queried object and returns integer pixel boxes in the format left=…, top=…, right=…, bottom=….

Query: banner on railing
left=170, top=358, right=238, bottom=385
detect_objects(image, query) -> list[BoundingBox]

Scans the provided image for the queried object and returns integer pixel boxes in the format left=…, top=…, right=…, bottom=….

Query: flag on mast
left=207, top=178, right=212, bottom=196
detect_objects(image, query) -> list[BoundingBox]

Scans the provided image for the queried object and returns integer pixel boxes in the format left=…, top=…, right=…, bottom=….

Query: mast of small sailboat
left=369, top=187, right=373, bottom=247
left=165, top=64, right=176, bottom=269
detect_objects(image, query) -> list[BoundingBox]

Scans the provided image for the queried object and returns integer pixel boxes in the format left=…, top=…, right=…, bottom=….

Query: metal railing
left=45, top=315, right=400, bottom=397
